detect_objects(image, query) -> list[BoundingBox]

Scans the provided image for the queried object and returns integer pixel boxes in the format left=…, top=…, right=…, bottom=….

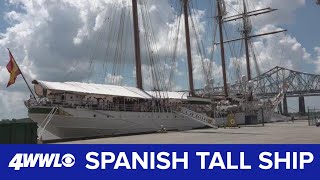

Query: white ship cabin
left=30, top=80, right=204, bottom=112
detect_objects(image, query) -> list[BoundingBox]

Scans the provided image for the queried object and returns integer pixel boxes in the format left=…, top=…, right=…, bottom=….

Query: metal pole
left=217, top=0, right=228, bottom=97
left=132, top=0, right=143, bottom=90
left=308, top=107, right=310, bottom=126
left=242, top=0, right=252, bottom=80
left=261, top=108, right=264, bottom=126
left=183, top=0, right=195, bottom=96
left=7, top=48, right=37, bottom=102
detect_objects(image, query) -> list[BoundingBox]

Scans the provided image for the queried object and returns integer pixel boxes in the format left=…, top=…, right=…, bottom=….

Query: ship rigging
left=26, top=0, right=291, bottom=140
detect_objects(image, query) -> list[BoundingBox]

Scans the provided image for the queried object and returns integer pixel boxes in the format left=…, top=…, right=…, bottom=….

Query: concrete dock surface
left=59, top=120, right=320, bottom=144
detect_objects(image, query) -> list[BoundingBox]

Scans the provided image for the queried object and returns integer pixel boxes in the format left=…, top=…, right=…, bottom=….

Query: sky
left=284, top=0, right=320, bottom=52
left=0, top=0, right=319, bottom=119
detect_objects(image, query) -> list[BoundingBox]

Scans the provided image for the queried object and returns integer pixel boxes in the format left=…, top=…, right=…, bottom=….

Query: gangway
left=175, top=107, right=218, bottom=129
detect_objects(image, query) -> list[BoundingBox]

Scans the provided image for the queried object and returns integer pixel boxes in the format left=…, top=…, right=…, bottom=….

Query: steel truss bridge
left=239, top=66, right=320, bottom=114
left=252, top=66, right=320, bottom=98
left=195, top=66, right=320, bottom=114
left=200, top=66, right=320, bottom=98
left=252, top=66, right=320, bottom=115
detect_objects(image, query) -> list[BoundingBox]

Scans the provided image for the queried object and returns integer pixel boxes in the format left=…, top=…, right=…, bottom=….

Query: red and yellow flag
left=6, top=50, right=21, bottom=87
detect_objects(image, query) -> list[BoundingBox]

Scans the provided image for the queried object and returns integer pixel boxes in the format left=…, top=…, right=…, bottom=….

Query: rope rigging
left=168, top=4, right=183, bottom=90
left=90, top=3, right=120, bottom=83
left=189, top=2, right=209, bottom=86
left=84, top=0, right=256, bottom=95
left=110, top=7, right=126, bottom=84
left=140, top=0, right=174, bottom=98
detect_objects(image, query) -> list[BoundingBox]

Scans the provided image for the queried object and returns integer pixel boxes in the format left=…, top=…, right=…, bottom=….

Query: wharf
left=56, top=120, right=320, bottom=144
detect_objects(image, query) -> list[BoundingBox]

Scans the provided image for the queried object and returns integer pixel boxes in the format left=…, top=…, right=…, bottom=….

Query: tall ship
left=26, top=0, right=289, bottom=139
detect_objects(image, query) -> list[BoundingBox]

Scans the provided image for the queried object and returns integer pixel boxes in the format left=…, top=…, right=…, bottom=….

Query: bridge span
left=252, top=66, right=320, bottom=115
left=196, top=66, right=320, bottom=116
left=252, top=66, right=320, bottom=98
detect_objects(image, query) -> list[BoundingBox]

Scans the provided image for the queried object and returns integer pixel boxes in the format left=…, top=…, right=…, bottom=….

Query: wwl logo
left=8, top=153, right=76, bottom=170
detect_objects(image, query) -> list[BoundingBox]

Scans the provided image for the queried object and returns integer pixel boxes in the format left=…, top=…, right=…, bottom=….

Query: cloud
left=314, top=47, right=320, bottom=73
left=225, top=0, right=306, bottom=26
left=105, top=74, right=124, bottom=85
left=251, top=24, right=313, bottom=72
left=0, top=90, right=27, bottom=119
left=315, top=47, right=320, bottom=56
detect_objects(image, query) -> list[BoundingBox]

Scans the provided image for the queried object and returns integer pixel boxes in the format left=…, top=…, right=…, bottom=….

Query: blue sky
left=0, top=1, right=9, bottom=32
left=284, top=0, right=320, bottom=53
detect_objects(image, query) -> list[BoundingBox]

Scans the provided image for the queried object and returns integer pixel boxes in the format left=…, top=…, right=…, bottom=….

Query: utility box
left=0, top=119, right=38, bottom=144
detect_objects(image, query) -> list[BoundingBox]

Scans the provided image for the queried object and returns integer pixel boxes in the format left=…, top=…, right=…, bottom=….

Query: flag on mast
left=6, top=50, right=22, bottom=87
left=5, top=48, right=37, bottom=102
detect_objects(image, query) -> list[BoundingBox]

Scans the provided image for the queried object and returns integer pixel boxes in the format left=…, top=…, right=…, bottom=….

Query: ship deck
left=55, top=120, right=319, bottom=144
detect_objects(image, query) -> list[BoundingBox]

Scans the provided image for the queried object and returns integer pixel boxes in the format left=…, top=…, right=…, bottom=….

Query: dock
left=56, top=120, right=319, bottom=144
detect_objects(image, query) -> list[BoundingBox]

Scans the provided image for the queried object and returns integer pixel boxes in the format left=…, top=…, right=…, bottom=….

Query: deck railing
left=26, top=98, right=215, bottom=115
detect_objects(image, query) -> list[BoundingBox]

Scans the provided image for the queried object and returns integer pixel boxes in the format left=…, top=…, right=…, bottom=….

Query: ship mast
left=183, top=0, right=195, bottom=96
left=242, top=0, right=252, bottom=81
left=132, top=0, right=143, bottom=89
left=216, top=1, right=287, bottom=83
left=217, top=0, right=229, bottom=97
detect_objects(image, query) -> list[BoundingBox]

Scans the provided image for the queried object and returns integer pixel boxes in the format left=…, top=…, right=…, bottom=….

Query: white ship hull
left=29, top=106, right=279, bottom=140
